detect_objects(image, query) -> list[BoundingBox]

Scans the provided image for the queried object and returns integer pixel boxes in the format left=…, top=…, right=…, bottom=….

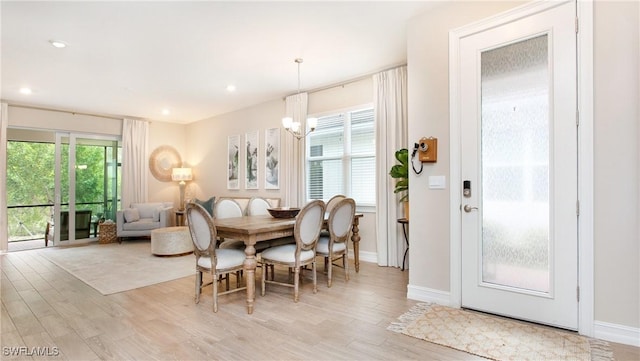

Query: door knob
left=463, top=204, right=478, bottom=213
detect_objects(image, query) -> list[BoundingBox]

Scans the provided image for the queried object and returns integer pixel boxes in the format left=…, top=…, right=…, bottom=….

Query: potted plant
left=389, top=148, right=409, bottom=219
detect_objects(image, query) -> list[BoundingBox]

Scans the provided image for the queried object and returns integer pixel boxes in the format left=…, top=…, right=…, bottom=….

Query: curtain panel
left=121, top=118, right=149, bottom=208
left=283, top=92, right=308, bottom=207
left=374, top=66, right=408, bottom=267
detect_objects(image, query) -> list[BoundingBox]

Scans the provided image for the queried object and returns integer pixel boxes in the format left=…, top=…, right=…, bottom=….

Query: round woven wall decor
left=149, top=145, right=182, bottom=182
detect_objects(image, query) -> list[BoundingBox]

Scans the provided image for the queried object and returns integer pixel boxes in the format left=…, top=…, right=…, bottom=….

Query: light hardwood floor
left=2, top=247, right=638, bottom=360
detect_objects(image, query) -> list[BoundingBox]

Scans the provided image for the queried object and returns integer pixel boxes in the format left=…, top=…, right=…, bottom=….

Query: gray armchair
left=116, top=202, right=175, bottom=242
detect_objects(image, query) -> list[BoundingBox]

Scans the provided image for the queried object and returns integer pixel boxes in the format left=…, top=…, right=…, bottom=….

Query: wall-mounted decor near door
left=149, top=145, right=182, bottom=182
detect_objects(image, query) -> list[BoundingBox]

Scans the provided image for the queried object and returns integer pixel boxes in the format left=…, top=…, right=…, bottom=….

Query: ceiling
left=1, top=1, right=440, bottom=124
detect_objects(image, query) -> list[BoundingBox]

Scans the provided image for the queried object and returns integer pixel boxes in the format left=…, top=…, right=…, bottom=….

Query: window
left=306, top=106, right=375, bottom=207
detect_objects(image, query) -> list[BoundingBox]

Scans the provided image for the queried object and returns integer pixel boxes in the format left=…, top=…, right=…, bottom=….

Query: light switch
left=428, top=175, right=446, bottom=189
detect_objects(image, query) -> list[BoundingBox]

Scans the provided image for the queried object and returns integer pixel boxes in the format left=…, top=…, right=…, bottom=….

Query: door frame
left=449, top=0, right=594, bottom=337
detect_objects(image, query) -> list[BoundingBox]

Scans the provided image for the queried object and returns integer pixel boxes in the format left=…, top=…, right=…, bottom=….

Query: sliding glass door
left=52, top=133, right=121, bottom=245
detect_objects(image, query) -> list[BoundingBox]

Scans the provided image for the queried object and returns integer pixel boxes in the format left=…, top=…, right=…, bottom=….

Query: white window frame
left=305, top=103, right=376, bottom=212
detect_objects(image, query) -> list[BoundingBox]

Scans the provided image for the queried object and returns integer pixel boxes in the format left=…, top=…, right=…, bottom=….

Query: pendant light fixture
left=282, top=58, right=317, bottom=140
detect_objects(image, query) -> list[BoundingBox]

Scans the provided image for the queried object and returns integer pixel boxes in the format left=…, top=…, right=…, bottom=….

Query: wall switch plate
left=428, top=175, right=446, bottom=189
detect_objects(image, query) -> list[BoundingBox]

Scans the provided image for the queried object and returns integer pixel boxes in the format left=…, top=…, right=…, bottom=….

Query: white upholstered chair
left=186, top=203, right=246, bottom=312
left=316, top=198, right=355, bottom=287
left=246, top=196, right=272, bottom=216
left=320, top=194, right=346, bottom=238
left=260, top=200, right=326, bottom=302
left=214, top=198, right=245, bottom=249
left=325, top=194, right=347, bottom=214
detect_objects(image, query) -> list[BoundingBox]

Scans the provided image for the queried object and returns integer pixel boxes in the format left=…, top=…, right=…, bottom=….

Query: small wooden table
left=214, top=213, right=363, bottom=314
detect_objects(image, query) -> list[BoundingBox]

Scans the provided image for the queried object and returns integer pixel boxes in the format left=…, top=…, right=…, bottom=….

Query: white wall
left=593, top=0, right=639, bottom=330
left=407, top=0, right=639, bottom=334
left=7, top=106, right=122, bottom=135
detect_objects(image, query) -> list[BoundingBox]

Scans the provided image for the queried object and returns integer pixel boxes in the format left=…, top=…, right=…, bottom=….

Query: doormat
left=388, top=303, right=613, bottom=361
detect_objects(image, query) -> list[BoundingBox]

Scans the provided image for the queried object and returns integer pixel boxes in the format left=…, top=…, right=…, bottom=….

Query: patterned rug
left=388, top=303, right=613, bottom=361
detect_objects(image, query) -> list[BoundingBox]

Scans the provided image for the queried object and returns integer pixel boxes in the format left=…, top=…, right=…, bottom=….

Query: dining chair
left=320, top=194, right=346, bottom=237
left=260, top=200, right=326, bottom=302
left=186, top=202, right=246, bottom=313
left=316, top=197, right=355, bottom=287
left=214, top=198, right=245, bottom=249
left=247, top=196, right=272, bottom=216
left=325, top=194, right=347, bottom=214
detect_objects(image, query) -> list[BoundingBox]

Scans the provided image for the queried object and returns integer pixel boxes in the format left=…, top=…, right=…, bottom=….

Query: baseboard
left=406, top=284, right=454, bottom=307
left=351, top=250, right=377, bottom=264
left=594, top=321, right=640, bottom=347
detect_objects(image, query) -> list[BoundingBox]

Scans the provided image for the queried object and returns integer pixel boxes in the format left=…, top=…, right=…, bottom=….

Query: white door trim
left=449, top=0, right=594, bottom=336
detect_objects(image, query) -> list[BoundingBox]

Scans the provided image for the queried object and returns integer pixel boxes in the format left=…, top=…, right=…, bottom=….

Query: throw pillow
left=195, top=197, right=215, bottom=217
left=124, top=208, right=140, bottom=223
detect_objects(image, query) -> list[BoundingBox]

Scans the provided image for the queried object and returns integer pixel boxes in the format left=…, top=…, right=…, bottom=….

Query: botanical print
left=227, top=135, right=240, bottom=189
left=245, top=130, right=259, bottom=189
left=265, top=128, right=280, bottom=189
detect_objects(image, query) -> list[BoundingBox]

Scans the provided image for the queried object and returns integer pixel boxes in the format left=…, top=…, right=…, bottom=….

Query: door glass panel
left=75, top=137, right=122, bottom=237
left=480, top=35, right=550, bottom=293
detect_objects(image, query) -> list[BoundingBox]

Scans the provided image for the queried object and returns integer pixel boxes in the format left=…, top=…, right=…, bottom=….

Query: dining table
left=214, top=213, right=363, bottom=314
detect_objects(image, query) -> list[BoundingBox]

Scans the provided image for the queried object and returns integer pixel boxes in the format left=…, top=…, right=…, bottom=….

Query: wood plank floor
left=2, top=248, right=638, bottom=360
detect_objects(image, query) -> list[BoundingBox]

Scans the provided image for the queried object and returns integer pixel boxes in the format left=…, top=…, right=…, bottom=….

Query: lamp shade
left=171, top=167, right=192, bottom=182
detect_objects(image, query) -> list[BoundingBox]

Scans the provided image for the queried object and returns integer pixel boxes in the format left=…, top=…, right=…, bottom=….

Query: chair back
left=247, top=197, right=272, bottom=216
left=186, top=203, right=216, bottom=259
left=325, top=194, right=346, bottom=214
left=295, top=200, right=326, bottom=252
left=328, top=198, right=356, bottom=242
left=215, top=198, right=243, bottom=219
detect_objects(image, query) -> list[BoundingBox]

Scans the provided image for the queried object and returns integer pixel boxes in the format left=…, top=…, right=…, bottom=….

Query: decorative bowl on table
left=267, top=207, right=300, bottom=219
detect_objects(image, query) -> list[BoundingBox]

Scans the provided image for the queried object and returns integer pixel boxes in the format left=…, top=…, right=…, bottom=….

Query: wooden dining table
left=214, top=213, right=363, bottom=314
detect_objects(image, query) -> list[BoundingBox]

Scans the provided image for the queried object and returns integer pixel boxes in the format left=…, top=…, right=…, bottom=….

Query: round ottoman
left=151, top=226, right=194, bottom=256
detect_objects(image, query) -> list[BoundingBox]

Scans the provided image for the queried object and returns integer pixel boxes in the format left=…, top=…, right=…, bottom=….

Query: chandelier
left=282, top=58, right=317, bottom=140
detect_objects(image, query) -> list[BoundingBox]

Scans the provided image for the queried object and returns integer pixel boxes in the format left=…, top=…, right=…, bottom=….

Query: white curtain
left=374, top=66, right=408, bottom=267
left=0, top=103, right=8, bottom=251
left=121, top=118, right=149, bottom=209
left=282, top=92, right=308, bottom=207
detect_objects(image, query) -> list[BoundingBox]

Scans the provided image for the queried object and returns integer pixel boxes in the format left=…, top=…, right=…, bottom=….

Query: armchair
left=44, top=210, right=93, bottom=246
left=116, top=202, right=175, bottom=242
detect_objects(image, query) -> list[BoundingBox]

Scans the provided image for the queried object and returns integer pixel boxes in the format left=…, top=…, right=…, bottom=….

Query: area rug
left=388, top=303, right=613, bottom=361
left=38, top=240, right=194, bottom=295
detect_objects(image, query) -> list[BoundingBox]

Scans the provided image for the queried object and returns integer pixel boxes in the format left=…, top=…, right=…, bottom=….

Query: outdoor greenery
left=7, top=141, right=120, bottom=241
left=389, top=148, right=409, bottom=202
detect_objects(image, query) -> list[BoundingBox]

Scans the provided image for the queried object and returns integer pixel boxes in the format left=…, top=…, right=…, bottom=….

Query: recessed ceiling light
left=49, top=40, right=67, bottom=48
left=162, top=109, right=170, bottom=115
left=19, top=87, right=32, bottom=95
left=226, top=84, right=236, bottom=92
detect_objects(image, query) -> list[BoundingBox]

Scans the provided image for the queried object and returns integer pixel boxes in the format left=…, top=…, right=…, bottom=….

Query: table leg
left=401, top=222, right=409, bottom=271
left=243, top=242, right=257, bottom=314
left=351, top=217, right=361, bottom=272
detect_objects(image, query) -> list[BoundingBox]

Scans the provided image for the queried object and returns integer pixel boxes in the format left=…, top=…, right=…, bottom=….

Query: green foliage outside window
left=7, top=141, right=120, bottom=241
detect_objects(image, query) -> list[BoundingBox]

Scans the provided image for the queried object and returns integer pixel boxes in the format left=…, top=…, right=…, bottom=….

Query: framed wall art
left=227, top=135, right=240, bottom=189
left=264, top=128, right=280, bottom=189
left=245, top=130, right=259, bottom=189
